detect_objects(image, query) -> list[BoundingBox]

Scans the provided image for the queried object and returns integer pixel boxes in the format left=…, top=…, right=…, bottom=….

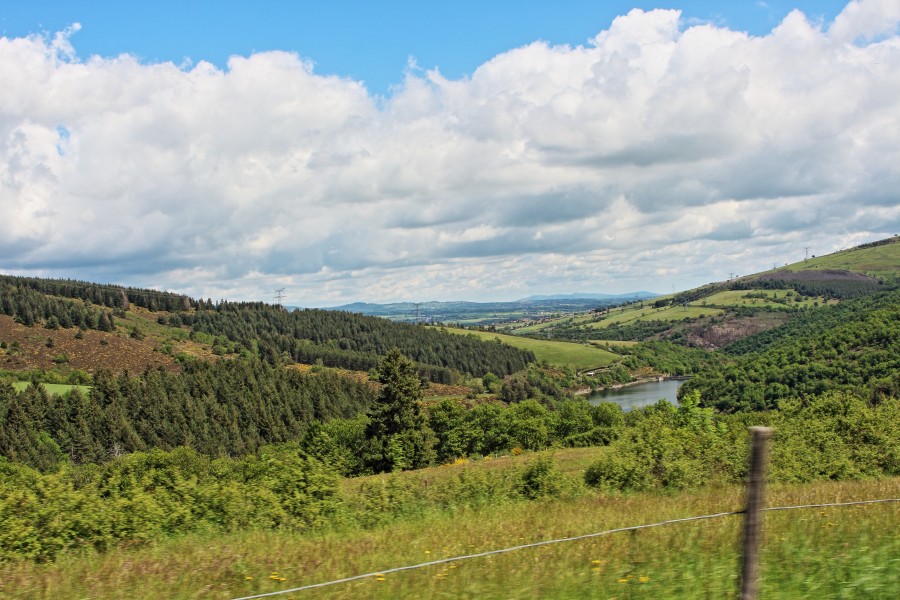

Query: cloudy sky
left=1, top=1, right=898, bottom=306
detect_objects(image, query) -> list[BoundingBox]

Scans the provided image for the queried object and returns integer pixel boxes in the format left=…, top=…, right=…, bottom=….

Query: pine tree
left=364, top=349, right=435, bottom=472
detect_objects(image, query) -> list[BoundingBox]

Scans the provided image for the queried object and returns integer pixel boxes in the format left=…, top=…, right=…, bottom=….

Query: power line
left=229, top=497, right=899, bottom=599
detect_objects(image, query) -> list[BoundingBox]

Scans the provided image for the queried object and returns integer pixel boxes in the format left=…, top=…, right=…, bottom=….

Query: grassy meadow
left=12, top=382, right=92, bottom=395
left=585, top=304, right=724, bottom=329
left=3, top=463, right=896, bottom=600
left=436, top=327, right=620, bottom=370
left=778, top=236, right=900, bottom=278
left=691, top=289, right=821, bottom=309
left=500, top=301, right=723, bottom=337
left=590, top=339, right=639, bottom=348
left=504, top=311, right=608, bottom=335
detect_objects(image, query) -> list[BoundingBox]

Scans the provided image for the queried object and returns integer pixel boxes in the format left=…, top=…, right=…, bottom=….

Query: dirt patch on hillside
left=0, top=315, right=178, bottom=374
left=674, top=313, right=792, bottom=350
left=756, top=269, right=878, bottom=283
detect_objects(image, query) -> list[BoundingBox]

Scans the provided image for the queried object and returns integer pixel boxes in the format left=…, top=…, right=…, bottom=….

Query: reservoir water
left=587, top=379, right=685, bottom=412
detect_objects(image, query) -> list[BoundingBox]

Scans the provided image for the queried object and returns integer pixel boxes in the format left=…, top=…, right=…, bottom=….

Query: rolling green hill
left=516, top=236, right=900, bottom=347
left=778, top=235, right=900, bottom=279
left=435, top=327, right=620, bottom=370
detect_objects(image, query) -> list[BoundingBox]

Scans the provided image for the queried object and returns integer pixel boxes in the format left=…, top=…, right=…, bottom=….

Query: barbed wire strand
left=231, top=497, right=899, bottom=599
left=763, top=498, right=899, bottom=511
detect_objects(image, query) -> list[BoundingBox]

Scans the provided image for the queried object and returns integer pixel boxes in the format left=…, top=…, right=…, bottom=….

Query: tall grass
left=2, top=474, right=896, bottom=599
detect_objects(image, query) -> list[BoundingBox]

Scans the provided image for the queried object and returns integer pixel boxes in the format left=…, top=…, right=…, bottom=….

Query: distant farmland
left=585, top=304, right=724, bottom=329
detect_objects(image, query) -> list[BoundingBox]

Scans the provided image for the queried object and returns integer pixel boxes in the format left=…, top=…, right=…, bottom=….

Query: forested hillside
left=0, top=275, right=534, bottom=383
left=680, top=289, right=900, bottom=411
left=184, top=302, right=533, bottom=379
left=0, top=275, right=194, bottom=316
left=0, top=360, right=375, bottom=470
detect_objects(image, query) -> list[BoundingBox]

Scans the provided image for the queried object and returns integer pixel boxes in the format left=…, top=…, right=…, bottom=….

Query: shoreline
left=573, top=375, right=691, bottom=395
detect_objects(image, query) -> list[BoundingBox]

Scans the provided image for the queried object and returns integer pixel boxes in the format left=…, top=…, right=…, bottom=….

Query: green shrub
left=518, top=454, right=566, bottom=499
left=0, top=445, right=342, bottom=562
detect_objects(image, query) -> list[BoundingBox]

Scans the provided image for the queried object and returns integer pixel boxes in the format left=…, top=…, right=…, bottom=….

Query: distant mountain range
left=321, top=292, right=659, bottom=325
left=519, top=292, right=658, bottom=301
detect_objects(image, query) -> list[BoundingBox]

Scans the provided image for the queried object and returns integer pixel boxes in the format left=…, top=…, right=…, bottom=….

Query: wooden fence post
left=740, top=426, right=774, bottom=600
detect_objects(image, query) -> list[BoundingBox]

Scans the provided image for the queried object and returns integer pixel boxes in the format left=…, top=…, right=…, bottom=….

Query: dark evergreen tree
left=364, top=349, right=435, bottom=473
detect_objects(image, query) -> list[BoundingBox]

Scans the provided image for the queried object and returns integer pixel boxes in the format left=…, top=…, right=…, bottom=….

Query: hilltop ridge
left=493, top=235, right=900, bottom=349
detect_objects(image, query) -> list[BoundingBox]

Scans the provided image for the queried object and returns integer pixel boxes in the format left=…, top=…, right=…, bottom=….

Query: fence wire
left=231, top=497, right=899, bottom=600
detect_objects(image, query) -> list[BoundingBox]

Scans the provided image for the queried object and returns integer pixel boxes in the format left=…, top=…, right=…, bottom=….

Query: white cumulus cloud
left=1, top=1, right=898, bottom=304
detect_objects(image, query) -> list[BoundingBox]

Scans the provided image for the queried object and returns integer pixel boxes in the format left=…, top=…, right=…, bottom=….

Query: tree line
left=180, top=302, right=534, bottom=380
left=0, top=359, right=375, bottom=470
left=0, top=274, right=195, bottom=313
left=0, top=280, right=116, bottom=331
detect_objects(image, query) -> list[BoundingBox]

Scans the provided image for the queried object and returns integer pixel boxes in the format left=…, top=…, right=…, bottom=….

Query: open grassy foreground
left=437, top=327, right=619, bottom=370
left=2, top=472, right=896, bottom=600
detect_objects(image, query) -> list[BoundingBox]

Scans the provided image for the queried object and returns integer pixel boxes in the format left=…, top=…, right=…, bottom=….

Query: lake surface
left=587, top=379, right=685, bottom=411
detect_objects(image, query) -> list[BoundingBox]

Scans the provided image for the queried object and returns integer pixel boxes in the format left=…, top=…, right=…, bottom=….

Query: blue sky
left=3, top=1, right=849, bottom=96
left=1, top=1, right=898, bottom=306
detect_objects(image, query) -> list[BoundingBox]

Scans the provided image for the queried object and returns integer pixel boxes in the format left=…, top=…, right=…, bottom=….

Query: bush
left=584, top=400, right=747, bottom=492
left=0, top=445, right=342, bottom=562
left=518, top=454, right=566, bottom=499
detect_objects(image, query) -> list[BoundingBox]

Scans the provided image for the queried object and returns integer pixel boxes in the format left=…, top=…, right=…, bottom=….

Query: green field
left=501, top=312, right=594, bottom=334
left=437, top=327, right=619, bottom=370
left=13, top=382, right=92, bottom=395
left=589, top=340, right=638, bottom=350
left=501, top=300, right=723, bottom=335
left=691, top=289, right=820, bottom=309
left=505, top=319, right=563, bottom=334
left=585, top=303, right=724, bottom=329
